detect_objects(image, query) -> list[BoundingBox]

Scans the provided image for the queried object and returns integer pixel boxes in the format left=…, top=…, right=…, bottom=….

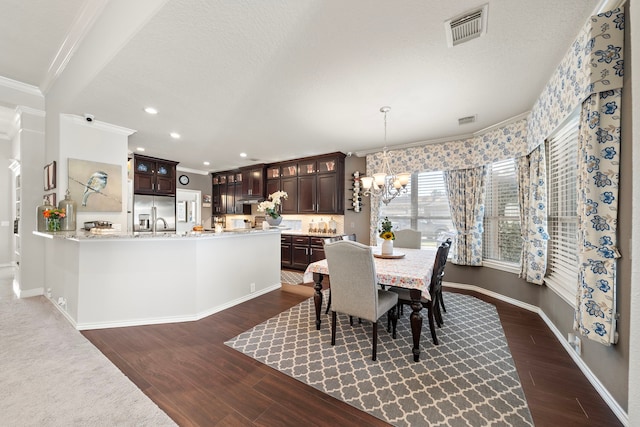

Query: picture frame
left=43, top=193, right=56, bottom=207
left=44, top=161, right=56, bottom=191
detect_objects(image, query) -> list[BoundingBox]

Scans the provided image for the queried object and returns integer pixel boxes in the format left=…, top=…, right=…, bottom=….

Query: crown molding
left=354, top=111, right=531, bottom=157
left=176, top=165, right=211, bottom=176
left=61, top=113, right=136, bottom=136
left=40, top=0, right=109, bottom=94
left=0, top=75, right=43, bottom=97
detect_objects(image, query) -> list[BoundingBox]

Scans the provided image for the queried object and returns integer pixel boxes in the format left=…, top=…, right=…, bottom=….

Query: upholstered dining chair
left=389, top=240, right=450, bottom=345
left=323, top=234, right=356, bottom=314
left=324, top=240, right=398, bottom=361
left=393, top=229, right=422, bottom=249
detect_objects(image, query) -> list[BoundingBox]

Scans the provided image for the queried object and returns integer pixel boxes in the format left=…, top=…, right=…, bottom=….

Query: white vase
left=266, top=216, right=282, bottom=227
left=381, top=239, right=393, bottom=255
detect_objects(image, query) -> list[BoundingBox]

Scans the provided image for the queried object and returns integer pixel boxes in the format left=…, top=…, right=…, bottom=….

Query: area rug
left=281, top=269, right=304, bottom=285
left=0, top=296, right=176, bottom=426
left=226, top=292, right=533, bottom=427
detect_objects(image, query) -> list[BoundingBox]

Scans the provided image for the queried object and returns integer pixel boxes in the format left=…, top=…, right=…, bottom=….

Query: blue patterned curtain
left=516, top=146, right=548, bottom=285
left=443, top=167, right=486, bottom=266
left=573, top=89, right=621, bottom=345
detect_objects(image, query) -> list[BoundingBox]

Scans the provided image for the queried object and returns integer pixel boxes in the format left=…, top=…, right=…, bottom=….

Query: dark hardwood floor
left=82, top=284, right=622, bottom=426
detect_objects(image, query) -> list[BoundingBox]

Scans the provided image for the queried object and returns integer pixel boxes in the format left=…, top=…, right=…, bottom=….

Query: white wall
left=0, top=141, right=12, bottom=265
left=58, top=114, right=134, bottom=231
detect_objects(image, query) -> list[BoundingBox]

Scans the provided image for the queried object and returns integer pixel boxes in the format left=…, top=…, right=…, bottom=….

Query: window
left=545, top=115, right=579, bottom=303
left=379, top=171, right=455, bottom=248
left=483, top=158, right=521, bottom=265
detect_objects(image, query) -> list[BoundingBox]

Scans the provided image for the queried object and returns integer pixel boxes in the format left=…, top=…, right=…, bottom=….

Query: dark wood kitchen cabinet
left=211, top=173, right=227, bottom=214
left=288, top=235, right=327, bottom=270
left=133, top=155, right=178, bottom=196
left=265, top=152, right=345, bottom=215
left=281, top=235, right=292, bottom=268
left=241, top=164, right=265, bottom=199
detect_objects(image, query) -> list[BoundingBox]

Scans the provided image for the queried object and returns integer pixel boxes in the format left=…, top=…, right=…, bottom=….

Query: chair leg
left=325, top=290, right=332, bottom=314
left=391, top=306, right=398, bottom=339
left=372, top=321, right=378, bottom=361
left=439, top=290, right=447, bottom=313
left=331, top=311, right=337, bottom=346
left=427, top=304, right=438, bottom=345
left=434, top=295, right=443, bottom=328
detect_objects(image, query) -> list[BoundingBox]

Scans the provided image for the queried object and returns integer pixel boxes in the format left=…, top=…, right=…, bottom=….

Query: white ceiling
left=1, top=0, right=602, bottom=172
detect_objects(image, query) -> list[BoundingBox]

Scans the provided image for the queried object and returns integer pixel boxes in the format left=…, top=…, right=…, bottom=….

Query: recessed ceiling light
left=170, top=132, right=181, bottom=139
left=203, top=161, right=210, bottom=166
left=136, top=147, right=145, bottom=152
left=240, top=152, right=247, bottom=158
left=144, top=107, right=158, bottom=115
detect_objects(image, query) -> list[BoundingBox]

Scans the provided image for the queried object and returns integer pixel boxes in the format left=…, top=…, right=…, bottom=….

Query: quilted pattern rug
left=226, top=292, right=533, bottom=426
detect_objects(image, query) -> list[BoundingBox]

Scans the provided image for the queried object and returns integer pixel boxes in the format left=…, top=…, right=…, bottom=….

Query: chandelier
left=361, top=106, right=410, bottom=205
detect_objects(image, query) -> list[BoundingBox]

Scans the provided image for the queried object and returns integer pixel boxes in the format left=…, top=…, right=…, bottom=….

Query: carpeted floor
left=0, top=296, right=176, bottom=427
left=226, top=291, right=533, bottom=427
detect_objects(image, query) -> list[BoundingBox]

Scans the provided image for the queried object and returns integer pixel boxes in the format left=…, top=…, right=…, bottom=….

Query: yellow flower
left=380, top=231, right=395, bottom=240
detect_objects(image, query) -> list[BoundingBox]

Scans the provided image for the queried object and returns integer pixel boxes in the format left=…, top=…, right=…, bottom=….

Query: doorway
left=176, top=189, right=202, bottom=234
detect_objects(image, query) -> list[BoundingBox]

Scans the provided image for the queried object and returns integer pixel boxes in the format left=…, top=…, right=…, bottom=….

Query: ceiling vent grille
left=445, top=4, right=488, bottom=47
left=458, top=115, right=477, bottom=125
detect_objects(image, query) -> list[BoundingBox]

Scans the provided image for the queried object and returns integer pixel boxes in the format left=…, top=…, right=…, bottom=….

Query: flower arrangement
left=43, top=208, right=66, bottom=232
left=257, top=191, right=288, bottom=219
left=378, top=216, right=395, bottom=240
left=43, top=208, right=66, bottom=220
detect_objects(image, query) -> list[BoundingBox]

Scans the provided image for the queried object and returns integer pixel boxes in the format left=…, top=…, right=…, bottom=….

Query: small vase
left=381, top=239, right=393, bottom=255
left=265, top=216, right=282, bottom=227
left=47, top=217, right=61, bottom=232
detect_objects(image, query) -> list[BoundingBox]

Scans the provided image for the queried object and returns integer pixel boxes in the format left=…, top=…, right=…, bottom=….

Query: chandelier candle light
left=361, top=106, right=410, bottom=205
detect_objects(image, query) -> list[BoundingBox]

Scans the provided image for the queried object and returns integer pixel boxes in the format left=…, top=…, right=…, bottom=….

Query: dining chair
left=436, top=238, right=452, bottom=316
left=389, top=240, right=450, bottom=345
left=324, top=240, right=398, bottom=361
left=323, top=234, right=356, bottom=314
left=393, top=229, right=422, bottom=249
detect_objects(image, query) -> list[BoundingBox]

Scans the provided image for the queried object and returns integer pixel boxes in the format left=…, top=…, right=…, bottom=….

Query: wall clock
left=179, top=175, right=189, bottom=185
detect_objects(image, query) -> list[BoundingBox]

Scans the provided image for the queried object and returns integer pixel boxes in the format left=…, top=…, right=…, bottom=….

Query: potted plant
left=258, top=191, right=288, bottom=226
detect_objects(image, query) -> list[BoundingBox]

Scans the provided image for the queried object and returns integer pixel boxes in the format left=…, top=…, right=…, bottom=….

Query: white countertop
left=33, top=228, right=281, bottom=242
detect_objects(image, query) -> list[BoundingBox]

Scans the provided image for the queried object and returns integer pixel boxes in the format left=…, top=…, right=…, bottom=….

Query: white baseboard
left=443, top=281, right=628, bottom=426
left=52, top=282, right=283, bottom=331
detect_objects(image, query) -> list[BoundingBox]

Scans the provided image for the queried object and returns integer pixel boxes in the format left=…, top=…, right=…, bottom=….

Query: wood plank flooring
left=82, top=285, right=622, bottom=426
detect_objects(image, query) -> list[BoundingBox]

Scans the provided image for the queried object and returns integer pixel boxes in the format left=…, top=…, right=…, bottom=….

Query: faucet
left=151, top=206, right=168, bottom=234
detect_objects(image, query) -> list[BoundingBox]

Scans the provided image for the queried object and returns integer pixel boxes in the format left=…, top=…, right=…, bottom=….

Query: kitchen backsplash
left=224, top=214, right=344, bottom=235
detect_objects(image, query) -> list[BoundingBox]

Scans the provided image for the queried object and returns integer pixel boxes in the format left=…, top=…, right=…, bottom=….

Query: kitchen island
left=35, top=229, right=281, bottom=330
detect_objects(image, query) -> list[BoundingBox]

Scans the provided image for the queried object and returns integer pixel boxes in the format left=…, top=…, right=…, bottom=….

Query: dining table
left=303, top=246, right=438, bottom=362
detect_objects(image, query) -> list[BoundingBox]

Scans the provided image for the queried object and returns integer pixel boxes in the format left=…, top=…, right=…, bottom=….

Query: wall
left=58, top=114, right=133, bottom=230
left=627, top=0, right=639, bottom=424
left=344, top=155, right=369, bottom=244
left=0, top=141, right=11, bottom=265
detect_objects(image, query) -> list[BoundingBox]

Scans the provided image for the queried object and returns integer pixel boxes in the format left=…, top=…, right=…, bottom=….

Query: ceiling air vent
left=458, top=115, right=477, bottom=125
left=445, top=4, right=488, bottom=47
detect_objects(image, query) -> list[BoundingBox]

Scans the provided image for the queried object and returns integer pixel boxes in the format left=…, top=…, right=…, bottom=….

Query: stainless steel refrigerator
left=133, top=195, right=176, bottom=232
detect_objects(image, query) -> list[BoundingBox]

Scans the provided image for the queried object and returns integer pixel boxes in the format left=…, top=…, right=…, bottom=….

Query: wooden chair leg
left=439, top=290, right=447, bottom=313
left=434, top=296, right=443, bottom=328
left=391, top=307, right=398, bottom=339
left=372, top=321, right=378, bottom=361
left=331, top=311, right=337, bottom=346
left=325, top=290, right=332, bottom=314
left=427, top=305, right=438, bottom=345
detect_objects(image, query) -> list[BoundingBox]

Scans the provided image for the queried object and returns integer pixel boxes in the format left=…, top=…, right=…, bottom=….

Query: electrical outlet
left=250, top=283, right=255, bottom=293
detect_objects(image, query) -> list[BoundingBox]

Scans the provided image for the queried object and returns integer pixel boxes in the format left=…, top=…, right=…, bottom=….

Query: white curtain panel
left=443, top=166, right=486, bottom=266
left=573, top=89, right=622, bottom=346
left=516, top=146, right=548, bottom=285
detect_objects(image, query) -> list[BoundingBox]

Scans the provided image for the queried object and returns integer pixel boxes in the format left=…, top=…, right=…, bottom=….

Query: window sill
left=482, top=259, right=520, bottom=275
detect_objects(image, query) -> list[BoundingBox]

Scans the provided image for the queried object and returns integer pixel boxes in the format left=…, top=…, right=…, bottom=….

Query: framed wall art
left=44, top=161, right=56, bottom=191
left=68, top=158, right=122, bottom=212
